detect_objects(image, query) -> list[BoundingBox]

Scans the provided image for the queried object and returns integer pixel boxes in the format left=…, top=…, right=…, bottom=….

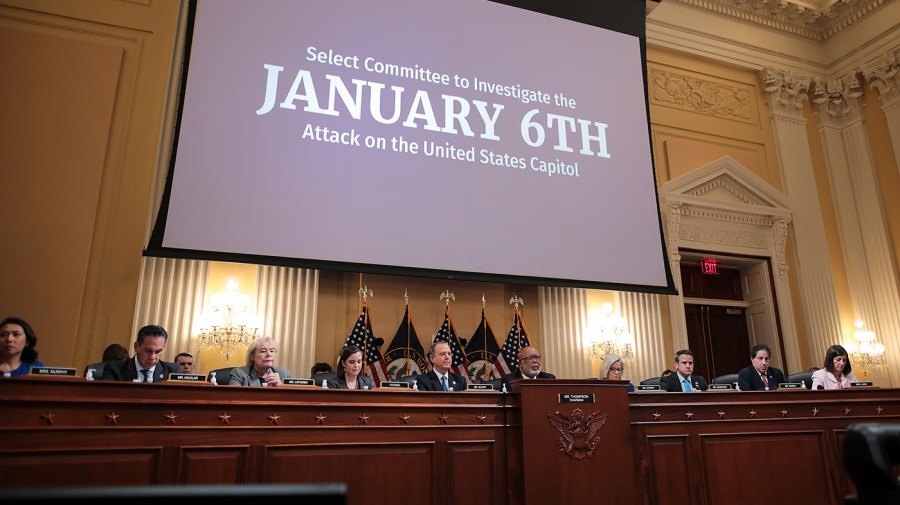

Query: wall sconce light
left=586, top=302, right=634, bottom=361
left=193, top=276, right=260, bottom=360
left=844, top=319, right=886, bottom=379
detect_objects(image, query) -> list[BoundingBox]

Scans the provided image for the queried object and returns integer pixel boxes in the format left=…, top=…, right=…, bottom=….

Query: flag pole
left=482, top=294, right=490, bottom=382
left=404, top=289, right=411, bottom=378
left=359, top=284, right=373, bottom=375
left=509, top=294, right=525, bottom=360
left=440, top=289, right=456, bottom=375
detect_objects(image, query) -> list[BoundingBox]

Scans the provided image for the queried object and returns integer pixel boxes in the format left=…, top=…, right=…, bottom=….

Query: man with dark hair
left=415, top=341, right=467, bottom=391
left=101, top=325, right=180, bottom=382
left=659, top=349, right=708, bottom=392
left=174, top=352, right=195, bottom=374
left=311, top=362, right=333, bottom=375
left=737, top=343, right=785, bottom=391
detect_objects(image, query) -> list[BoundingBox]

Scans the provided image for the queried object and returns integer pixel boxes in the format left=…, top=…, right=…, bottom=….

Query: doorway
left=684, top=304, right=750, bottom=380
left=679, top=253, right=786, bottom=380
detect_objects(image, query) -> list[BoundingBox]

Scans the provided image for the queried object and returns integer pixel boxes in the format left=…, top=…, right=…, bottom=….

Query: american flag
left=493, top=309, right=531, bottom=377
left=432, top=306, right=468, bottom=378
left=344, top=304, right=388, bottom=386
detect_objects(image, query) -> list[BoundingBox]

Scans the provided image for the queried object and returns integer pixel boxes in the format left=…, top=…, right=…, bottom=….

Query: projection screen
left=146, top=0, right=676, bottom=293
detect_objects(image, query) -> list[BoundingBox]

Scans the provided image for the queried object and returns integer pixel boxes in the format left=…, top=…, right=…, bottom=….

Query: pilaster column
left=812, top=73, right=900, bottom=386
left=862, top=47, right=900, bottom=176
left=760, top=67, right=843, bottom=363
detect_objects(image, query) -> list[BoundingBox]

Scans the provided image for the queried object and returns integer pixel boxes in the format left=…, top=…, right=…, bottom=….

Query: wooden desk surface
left=2, top=377, right=897, bottom=505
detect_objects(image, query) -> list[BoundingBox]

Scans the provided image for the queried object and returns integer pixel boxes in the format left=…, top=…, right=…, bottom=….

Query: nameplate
left=283, top=378, right=315, bottom=386
left=30, top=367, right=76, bottom=377
left=637, top=385, right=660, bottom=391
left=851, top=381, right=874, bottom=387
left=467, top=383, right=494, bottom=391
left=380, top=381, right=411, bottom=389
left=167, top=373, right=205, bottom=382
left=778, top=382, right=803, bottom=389
left=709, top=383, right=732, bottom=390
left=558, top=393, right=595, bottom=404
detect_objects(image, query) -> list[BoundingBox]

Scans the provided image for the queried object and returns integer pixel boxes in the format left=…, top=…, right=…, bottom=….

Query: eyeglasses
left=609, top=367, right=623, bottom=373
left=521, top=355, right=541, bottom=363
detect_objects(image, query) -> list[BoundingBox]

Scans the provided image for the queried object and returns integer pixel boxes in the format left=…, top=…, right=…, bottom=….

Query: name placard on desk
left=30, top=367, right=76, bottom=377
left=778, top=382, right=803, bottom=389
left=637, top=385, right=660, bottom=391
left=559, top=393, right=595, bottom=404
left=168, top=373, right=205, bottom=382
left=709, top=384, right=732, bottom=390
left=380, top=381, right=412, bottom=389
left=467, top=383, right=494, bottom=391
left=851, top=381, right=874, bottom=387
left=283, top=378, right=316, bottom=386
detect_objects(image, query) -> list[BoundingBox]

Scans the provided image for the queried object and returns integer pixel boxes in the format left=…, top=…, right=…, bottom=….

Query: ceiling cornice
left=661, top=0, right=890, bottom=40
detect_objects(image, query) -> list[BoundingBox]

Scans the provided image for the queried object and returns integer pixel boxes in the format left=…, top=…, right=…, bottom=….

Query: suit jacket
left=737, top=365, right=785, bottom=391
left=415, top=370, right=467, bottom=391
left=100, top=357, right=180, bottom=382
left=332, top=373, right=374, bottom=390
left=659, top=373, right=708, bottom=392
left=811, top=368, right=859, bottom=390
left=500, top=370, right=557, bottom=391
left=228, top=365, right=291, bottom=386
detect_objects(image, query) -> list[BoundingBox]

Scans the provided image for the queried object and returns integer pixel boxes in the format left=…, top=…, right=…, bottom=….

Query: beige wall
left=3, top=1, right=897, bottom=381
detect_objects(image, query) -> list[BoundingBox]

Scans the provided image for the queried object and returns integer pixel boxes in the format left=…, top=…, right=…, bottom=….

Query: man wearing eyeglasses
left=501, top=345, right=556, bottom=391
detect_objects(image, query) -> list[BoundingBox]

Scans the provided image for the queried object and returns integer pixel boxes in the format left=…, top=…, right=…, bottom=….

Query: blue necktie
left=441, top=375, right=448, bottom=391
left=682, top=378, right=691, bottom=392
left=142, top=369, right=152, bottom=383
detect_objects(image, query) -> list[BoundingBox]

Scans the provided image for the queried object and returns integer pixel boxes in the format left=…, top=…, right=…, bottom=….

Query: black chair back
left=83, top=362, right=105, bottom=378
left=640, top=377, right=662, bottom=386
left=712, top=373, right=739, bottom=385
left=208, top=367, right=235, bottom=384
left=843, top=423, right=900, bottom=504
left=788, top=371, right=813, bottom=389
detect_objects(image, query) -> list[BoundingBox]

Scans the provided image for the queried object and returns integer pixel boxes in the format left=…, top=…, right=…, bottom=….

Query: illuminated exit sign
left=700, top=258, right=719, bottom=275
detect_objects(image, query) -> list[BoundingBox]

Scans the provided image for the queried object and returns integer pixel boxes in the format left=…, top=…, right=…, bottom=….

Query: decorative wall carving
left=761, top=67, right=811, bottom=119
left=665, top=0, right=890, bottom=41
left=683, top=173, right=772, bottom=206
left=863, top=48, right=900, bottom=107
left=680, top=223, right=769, bottom=250
left=811, top=74, right=864, bottom=125
left=648, top=68, right=752, bottom=121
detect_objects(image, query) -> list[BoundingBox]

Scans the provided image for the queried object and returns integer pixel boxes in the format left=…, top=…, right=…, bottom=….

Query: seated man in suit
left=416, top=341, right=467, bottom=391
left=659, top=349, right=708, bottom=392
left=737, top=343, right=785, bottom=391
left=501, top=345, right=556, bottom=391
left=100, top=325, right=180, bottom=382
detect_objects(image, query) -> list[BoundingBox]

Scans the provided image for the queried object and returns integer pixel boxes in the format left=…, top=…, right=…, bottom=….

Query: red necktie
left=761, top=374, right=769, bottom=389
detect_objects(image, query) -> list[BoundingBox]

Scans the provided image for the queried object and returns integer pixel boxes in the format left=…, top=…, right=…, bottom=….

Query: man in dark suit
left=500, top=345, right=556, bottom=391
left=101, top=324, right=180, bottom=382
left=659, top=349, right=708, bottom=392
left=415, top=341, right=467, bottom=391
left=737, top=343, right=785, bottom=391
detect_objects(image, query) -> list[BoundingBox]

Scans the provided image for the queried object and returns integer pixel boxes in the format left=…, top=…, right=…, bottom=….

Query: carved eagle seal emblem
left=547, top=408, right=607, bottom=460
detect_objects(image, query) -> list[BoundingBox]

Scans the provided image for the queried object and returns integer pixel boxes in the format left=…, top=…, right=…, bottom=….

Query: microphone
left=817, top=385, right=824, bottom=390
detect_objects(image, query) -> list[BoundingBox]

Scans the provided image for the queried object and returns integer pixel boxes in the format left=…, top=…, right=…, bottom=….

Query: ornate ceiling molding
left=660, top=0, right=891, bottom=41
